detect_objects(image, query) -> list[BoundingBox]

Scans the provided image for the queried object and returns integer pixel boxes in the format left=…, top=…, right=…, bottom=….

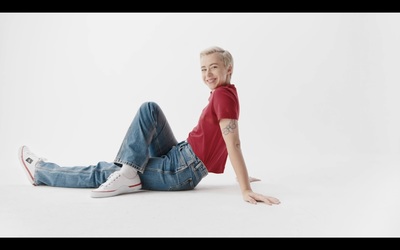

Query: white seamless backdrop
left=1, top=13, right=400, bottom=237
left=2, top=13, right=398, bottom=168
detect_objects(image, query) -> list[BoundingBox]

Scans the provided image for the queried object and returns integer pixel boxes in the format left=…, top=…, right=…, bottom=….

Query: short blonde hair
left=200, top=46, right=234, bottom=80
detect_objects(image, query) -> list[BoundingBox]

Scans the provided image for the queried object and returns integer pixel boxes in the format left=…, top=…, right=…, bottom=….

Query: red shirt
left=187, top=84, right=240, bottom=173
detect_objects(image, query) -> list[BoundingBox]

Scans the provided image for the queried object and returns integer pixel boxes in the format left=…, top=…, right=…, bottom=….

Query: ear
left=227, top=65, right=233, bottom=74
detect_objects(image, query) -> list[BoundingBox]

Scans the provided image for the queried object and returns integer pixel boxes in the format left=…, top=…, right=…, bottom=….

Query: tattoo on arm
left=222, top=119, right=237, bottom=135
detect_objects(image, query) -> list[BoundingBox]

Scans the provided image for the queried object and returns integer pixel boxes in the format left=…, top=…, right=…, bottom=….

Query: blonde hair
left=200, top=46, right=234, bottom=81
left=200, top=46, right=234, bottom=69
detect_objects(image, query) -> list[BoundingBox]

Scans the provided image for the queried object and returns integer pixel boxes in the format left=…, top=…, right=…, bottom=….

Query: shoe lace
left=99, top=172, right=121, bottom=188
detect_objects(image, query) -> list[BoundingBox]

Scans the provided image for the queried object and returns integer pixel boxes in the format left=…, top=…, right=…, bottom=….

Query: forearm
left=219, top=119, right=252, bottom=193
left=227, top=145, right=252, bottom=193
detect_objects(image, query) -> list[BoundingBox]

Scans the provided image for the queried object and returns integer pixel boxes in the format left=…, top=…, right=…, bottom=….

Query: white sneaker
left=18, top=146, right=45, bottom=185
left=91, top=171, right=142, bottom=198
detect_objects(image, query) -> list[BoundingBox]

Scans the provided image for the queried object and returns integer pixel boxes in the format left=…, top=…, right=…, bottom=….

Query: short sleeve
left=212, top=87, right=239, bottom=120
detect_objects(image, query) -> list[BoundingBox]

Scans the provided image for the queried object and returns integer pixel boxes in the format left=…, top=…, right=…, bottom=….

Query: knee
left=140, top=101, right=160, bottom=112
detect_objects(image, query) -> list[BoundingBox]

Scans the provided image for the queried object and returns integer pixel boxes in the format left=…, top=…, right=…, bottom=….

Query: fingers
left=248, top=176, right=261, bottom=182
left=248, top=193, right=281, bottom=206
left=259, top=198, right=280, bottom=206
left=247, top=198, right=258, bottom=205
left=265, top=196, right=281, bottom=205
left=236, top=176, right=262, bottom=182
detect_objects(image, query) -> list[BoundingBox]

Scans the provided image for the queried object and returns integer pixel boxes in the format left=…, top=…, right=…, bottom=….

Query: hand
left=236, top=176, right=261, bottom=183
left=242, top=190, right=281, bottom=206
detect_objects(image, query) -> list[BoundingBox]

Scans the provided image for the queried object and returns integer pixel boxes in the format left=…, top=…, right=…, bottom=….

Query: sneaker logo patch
left=26, top=158, right=33, bottom=164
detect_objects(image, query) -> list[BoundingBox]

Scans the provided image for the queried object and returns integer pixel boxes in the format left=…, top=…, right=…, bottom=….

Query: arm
left=219, top=118, right=280, bottom=205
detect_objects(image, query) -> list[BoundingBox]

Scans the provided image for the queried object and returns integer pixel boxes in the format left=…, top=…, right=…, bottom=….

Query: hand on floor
left=236, top=176, right=261, bottom=182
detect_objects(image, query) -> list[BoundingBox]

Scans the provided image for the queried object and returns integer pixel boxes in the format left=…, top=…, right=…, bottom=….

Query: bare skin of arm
left=219, top=118, right=281, bottom=205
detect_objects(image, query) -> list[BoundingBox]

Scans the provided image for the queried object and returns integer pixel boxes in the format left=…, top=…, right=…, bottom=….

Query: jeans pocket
left=191, top=161, right=208, bottom=186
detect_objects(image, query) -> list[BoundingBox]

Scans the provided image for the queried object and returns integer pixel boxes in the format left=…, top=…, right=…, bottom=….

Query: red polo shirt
left=187, top=84, right=240, bottom=173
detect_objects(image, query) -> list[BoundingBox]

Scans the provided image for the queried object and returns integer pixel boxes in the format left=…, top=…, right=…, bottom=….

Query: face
left=201, top=53, right=232, bottom=91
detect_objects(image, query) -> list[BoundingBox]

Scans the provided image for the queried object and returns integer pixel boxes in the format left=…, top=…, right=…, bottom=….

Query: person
left=18, top=46, right=281, bottom=206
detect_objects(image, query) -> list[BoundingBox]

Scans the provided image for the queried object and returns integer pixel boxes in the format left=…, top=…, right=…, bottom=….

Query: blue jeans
left=34, top=102, right=208, bottom=191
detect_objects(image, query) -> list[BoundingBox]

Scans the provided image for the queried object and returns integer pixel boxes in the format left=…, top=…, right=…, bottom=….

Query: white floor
left=1, top=153, right=399, bottom=237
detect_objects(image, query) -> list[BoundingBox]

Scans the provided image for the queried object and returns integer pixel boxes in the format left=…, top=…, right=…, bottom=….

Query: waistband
left=177, top=140, right=188, bottom=146
left=177, top=140, right=194, bottom=165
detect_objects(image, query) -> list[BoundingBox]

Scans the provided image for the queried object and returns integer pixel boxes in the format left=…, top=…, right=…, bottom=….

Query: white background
left=1, top=13, right=400, bottom=237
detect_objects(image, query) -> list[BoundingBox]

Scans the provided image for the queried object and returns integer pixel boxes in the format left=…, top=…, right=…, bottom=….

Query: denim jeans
left=34, top=102, right=208, bottom=191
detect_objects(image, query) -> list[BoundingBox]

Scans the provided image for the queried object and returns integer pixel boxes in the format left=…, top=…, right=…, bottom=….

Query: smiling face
left=201, top=52, right=233, bottom=91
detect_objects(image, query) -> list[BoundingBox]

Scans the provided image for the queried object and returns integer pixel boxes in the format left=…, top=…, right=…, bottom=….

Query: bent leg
left=114, top=102, right=178, bottom=173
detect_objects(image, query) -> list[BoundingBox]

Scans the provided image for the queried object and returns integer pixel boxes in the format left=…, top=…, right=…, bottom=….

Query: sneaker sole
left=91, top=183, right=142, bottom=198
left=18, top=146, right=35, bottom=185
